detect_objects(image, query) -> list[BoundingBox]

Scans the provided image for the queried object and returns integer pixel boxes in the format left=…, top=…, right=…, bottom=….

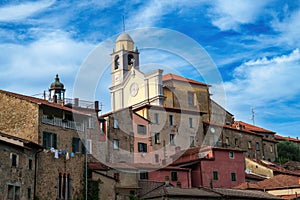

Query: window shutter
left=72, top=138, right=76, bottom=152
left=53, top=134, right=57, bottom=149
left=43, top=132, right=48, bottom=148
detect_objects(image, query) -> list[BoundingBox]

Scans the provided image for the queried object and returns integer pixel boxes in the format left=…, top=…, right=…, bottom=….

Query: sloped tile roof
left=163, top=73, right=210, bottom=87
left=212, top=188, right=282, bottom=199
left=234, top=121, right=275, bottom=134
left=0, top=89, right=86, bottom=115
left=236, top=174, right=300, bottom=190
left=275, top=135, right=300, bottom=143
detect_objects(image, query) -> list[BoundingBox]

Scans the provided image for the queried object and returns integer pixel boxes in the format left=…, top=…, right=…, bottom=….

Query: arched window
left=128, top=54, right=134, bottom=66
left=114, top=55, right=119, bottom=70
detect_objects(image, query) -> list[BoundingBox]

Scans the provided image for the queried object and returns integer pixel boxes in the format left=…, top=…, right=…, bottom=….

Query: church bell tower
left=111, top=33, right=139, bottom=86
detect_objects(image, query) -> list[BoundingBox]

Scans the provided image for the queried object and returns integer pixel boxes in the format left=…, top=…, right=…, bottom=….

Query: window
left=88, top=117, right=94, bottom=129
left=113, top=119, right=118, bottom=128
left=11, top=153, right=18, bottom=167
left=155, top=154, right=159, bottom=163
left=27, top=188, right=31, bottom=200
left=229, top=151, right=234, bottom=159
left=72, top=137, right=82, bottom=153
left=248, top=141, right=252, bottom=149
left=190, top=136, right=195, bottom=147
left=270, top=145, right=273, bottom=153
left=213, top=171, right=218, bottom=180
left=137, top=124, right=147, bottom=134
left=114, top=173, right=120, bottom=182
left=188, top=91, right=195, bottom=106
left=189, top=117, right=193, bottom=128
left=154, top=133, right=160, bottom=144
left=169, top=115, right=174, bottom=126
left=140, top=171, right=148, bottom=180
left=170, top=134, right=175, bottom=145
left=28, top=159, right=32, bottom=170
left=87, top=139, right=92, bottom=154
left=58, top=173, right=70, bottom=199
left=7, top=185, right=20, bottom=200
left=154, top=113, right=159, bottom=124
left=113, top=139, right=119, bottom=149
left=234, top=138, right=238, bottom=147
left=231, top=172, right=236, bottom=181
left=171, top=171, right=178, bottom=181
left=225, top=137, right=229, bottom=146
left=114, top=55, right=119, bottom=69
left=43, top=131, right=57, bottom=149
left=100, top=120, right=105, bottom=134
left=256, top=142, right=260, bottom=151
left=138, top=142, right=147, bottom=152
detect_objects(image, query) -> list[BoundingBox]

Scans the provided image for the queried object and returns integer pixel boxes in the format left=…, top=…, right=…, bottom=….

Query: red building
left=172, top=146, right=245, bottom=188
left=145, top=166, right=191, bottom=188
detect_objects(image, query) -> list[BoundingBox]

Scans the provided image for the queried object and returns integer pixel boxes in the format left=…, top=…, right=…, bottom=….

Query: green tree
left=277, top=140, right=300, bottom=164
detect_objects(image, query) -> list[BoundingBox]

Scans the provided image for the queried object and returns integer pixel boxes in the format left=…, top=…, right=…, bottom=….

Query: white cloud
left=215, top=49, right=300, bottom=135
left=0, top=31, right=94, bottom=95
left=271, top=8, right=300, bottom=46
left=208, top=0, right=271, bottom=31
left=0, top=0, right=55, bottom=22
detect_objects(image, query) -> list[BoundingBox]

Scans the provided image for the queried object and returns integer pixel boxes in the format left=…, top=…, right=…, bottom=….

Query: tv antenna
left=251, top=107, right=255, bottom=125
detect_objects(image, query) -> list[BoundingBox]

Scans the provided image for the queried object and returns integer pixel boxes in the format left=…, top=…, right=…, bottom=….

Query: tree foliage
left=276, top=140, right=300, bottom=164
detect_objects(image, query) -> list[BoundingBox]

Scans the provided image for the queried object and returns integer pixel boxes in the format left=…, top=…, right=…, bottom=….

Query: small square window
left=138, top=142, right=147, bottom=152
left=234, top=138, right=238, bottom=147
left=140, top=171, right=148, bottom=180
left=113, top=139, right=119, bottom=149
left=229, top=152, right=234, bottom=159
left=72, top=137, right=82, bottom=153
left=171, top=171, right=178, bottom=181
left=213, top=171, right=218, bottom=180
left=137, top=124, right=147, bottom=134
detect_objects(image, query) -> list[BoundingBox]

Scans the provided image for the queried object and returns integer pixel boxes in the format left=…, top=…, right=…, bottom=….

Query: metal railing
left=42, top=115, right=84, bottom=131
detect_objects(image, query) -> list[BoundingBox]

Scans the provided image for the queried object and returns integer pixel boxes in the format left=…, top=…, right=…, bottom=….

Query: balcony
left=42, top=115, right=84, bottom=132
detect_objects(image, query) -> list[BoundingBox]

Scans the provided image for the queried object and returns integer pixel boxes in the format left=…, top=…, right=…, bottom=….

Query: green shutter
left=52, top=134, right=57, bottom=149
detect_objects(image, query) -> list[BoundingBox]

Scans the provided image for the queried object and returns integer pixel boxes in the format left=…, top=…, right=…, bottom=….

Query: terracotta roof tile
left=275, top=135, right=300, bottom=143
left=162, top=73, right=210, bottom=87
left=0, top=90, right=87, bottom=115
left=234, top=121, right=275, bottom=134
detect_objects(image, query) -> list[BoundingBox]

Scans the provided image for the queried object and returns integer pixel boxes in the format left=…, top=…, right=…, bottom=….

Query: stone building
left=0, top=131, right=42, bottom=200
left=0, top=75, right=99, bottom=199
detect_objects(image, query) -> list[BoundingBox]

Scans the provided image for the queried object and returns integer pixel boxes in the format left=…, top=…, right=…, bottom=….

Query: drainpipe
left=34, top=148, right=43, bottom=200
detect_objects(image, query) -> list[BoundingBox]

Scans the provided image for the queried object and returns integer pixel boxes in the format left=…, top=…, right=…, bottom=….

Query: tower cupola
left=49, top=74, right=65, bottom=104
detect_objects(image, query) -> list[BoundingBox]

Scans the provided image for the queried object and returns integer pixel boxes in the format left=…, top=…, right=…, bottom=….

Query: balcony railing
left=42, top=115, right=84, bottom=132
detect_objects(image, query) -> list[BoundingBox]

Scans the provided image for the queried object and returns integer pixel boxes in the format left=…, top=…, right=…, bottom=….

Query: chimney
left=74, top=98, right=79, bottom=107
left=94, top=101, right=100, bottom=112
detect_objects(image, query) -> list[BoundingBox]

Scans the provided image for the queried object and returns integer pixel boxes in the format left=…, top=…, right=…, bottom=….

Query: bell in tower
left=49, top=74, right=65, bottom=104
left=111, top=33, right=140, bottom=86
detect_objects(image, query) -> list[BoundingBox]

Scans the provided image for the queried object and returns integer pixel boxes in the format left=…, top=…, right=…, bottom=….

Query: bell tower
left=49, top=74, right=65, bottom=104
left=111, top=33, right=139, bottom=86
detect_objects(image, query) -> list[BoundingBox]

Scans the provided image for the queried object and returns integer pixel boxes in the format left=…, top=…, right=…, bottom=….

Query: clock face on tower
left=130, top=82, right=139, bottom=97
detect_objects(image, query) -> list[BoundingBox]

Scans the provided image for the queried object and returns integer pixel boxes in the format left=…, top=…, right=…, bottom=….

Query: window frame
left=43, top=131, right=57, bottom=149
left=213, top=171, right=218, bottom=181
left=113, top=139, right=119, bottom=150
left=229, top=151, right=235, bottom=159
left=189, top=117, right=193, bottom=128
left=154, top=133, right=160, bottom=144
left=188, top=91, right=195, bottom=106
left=154, top=113, right=159, bottom=124
left=137, top=124, right=147, bottom=134
left=138, top=142, right=147, bottom=153
left=171, top=171, right=178, bottom=181
left=170, top=134, right=175, bottom=145
left=231, top=172, right=237, bottom=182
left=140, top=171, right=148, bottom=180
left=169, top=115, right=174, bottom=126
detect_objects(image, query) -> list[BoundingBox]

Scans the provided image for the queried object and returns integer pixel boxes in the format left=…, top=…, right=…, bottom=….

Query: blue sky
left=0, top=0, right=300, bottom=138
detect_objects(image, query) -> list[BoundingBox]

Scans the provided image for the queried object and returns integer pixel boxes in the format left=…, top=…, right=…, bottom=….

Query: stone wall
left=0, top=140, right=36, bottom=200
left=0, top=92, right=39, bottom=143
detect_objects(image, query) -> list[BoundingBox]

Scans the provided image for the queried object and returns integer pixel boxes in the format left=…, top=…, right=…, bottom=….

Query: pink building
left=172, top=146, right=245, bottom=188
left=139, top=166, right=191, bottom=188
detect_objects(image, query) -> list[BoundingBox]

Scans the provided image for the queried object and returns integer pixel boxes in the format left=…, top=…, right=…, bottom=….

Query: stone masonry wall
left=0, top=92, right=39, bottom=143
